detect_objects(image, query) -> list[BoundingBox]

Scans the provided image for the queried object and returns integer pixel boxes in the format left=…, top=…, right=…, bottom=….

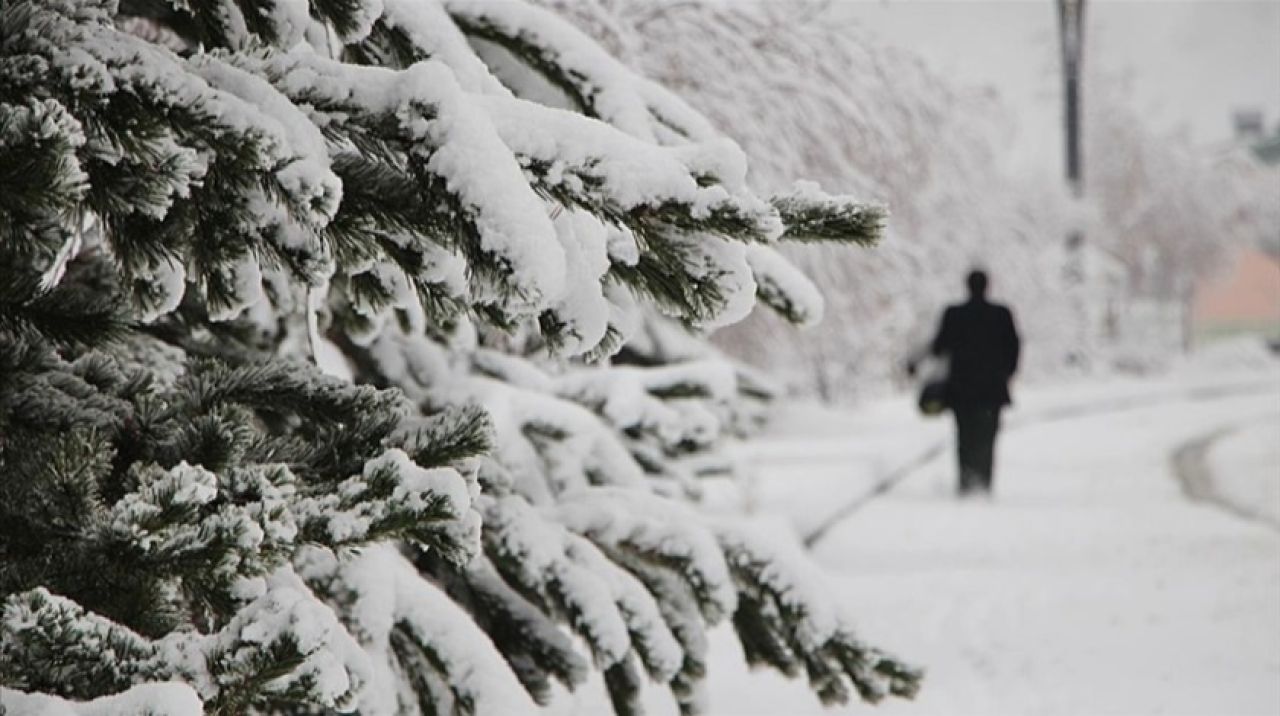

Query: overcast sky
left=839, top=0, right=1280, bottom=174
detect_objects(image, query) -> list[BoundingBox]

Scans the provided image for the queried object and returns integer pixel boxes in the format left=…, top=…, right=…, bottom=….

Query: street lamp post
left=1059, top=0, right=1085, bottom=203
left=1058, top=0, right=1088, bottom=365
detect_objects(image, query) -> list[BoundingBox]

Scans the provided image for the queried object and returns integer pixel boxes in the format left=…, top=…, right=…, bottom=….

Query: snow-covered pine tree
left=0, top=0, right=921, bottom=714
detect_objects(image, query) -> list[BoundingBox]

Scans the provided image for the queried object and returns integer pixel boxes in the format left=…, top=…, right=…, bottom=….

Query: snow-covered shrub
left=0, top=0, right=918, bottom=714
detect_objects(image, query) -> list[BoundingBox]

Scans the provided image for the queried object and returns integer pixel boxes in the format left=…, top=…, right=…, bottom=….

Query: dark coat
left=930, top=298, right=1020, bottom=407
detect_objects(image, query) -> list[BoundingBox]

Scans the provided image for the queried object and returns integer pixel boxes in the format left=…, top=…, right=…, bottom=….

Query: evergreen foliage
left=0, top=0, right=918, bottom=713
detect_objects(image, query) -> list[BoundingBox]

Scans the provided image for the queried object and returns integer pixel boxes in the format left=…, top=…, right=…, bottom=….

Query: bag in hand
left=917, top=378, right=948, bottom=416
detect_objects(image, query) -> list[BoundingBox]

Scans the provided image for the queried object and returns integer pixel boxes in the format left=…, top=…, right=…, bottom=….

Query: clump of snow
left=605, top=225, right=640, bottom=267
left=746, top=244, right=825, bottom=327
left=369, top=449, right=473, bottom=521
left=293, top=448, right=479, bottom=552
left=465, top=376, right=647, bottom=496
left=668, top=137, right=750, bottom=192
left=106, top=462, right=219, bottom=552
left=367, top=330, right=452, bottom=403
left=482, top=495, right=634, bottom=665
left=378, top=0, right=510, bottom=94
left=165, top=569, right=372, bottom=710
left=134, top=256, right=188, bottom=324
left=316, top=544, right=537, bottom=714
left=554, top=360, right=736, bottom=448
left=546, top=210, right=612, bottom=356
left=443, top=0, right=721, bottom=144
left=330, top=0, right=384, bottom=43
left=679, top=233, right=756, bottom=330
left=472, top=348, right=554, bottom=392
left=563, top=533, right=684, bottom=681
left=386, top=547, right=538, bottom=713
left=477, top=94, right=775, bottom=233
left=204, top=252, right=265, bottom=322
left=716, top=520, right=841, bottom=653
left=188, top=54, right=341, bottom=227
left=604, top=283, right=642, bottom=344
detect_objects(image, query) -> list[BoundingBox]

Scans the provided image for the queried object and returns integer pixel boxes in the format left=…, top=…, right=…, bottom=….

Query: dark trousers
left=953, top=405, right=1001, bottom=494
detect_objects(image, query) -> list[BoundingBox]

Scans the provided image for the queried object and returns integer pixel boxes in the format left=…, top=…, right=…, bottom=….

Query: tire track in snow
left=1171, top=418, right=1280, bottom=531
left=803, top=378, right=1279, bottom=548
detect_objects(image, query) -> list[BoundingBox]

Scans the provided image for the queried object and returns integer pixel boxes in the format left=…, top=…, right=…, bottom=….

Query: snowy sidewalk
left=704, top=362, right=1280, bottom=715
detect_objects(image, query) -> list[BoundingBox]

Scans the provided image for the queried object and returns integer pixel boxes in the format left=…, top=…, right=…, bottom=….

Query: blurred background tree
left=549, top=0, right=1280, bottom=399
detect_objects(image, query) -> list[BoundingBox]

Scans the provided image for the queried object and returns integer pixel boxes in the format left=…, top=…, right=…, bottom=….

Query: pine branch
left=417, top=550, right=590, bottom=704
left=718, top=529, right=923, bottom=706
left=0, top=98, right=87, bottom=263
left=393, top=404, right=494, bottom=469
left=771, top=185, right=887, bottom=246
left=0, top=272, right=128, bottom=349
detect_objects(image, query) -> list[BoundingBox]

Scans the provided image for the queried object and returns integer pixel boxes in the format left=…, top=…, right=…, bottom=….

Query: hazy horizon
left=839, top=0, right=1280, bottom=175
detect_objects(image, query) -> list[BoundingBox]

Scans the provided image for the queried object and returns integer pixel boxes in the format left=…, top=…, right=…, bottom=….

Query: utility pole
left=1057, top=0, right=1087, bottom=365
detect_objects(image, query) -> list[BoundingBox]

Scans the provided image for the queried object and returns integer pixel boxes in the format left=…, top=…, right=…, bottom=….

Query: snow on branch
left=0, top=683, right=202, bottom=716
left=477, top=94, right=779, bottom=244
left=418, top=551, right=591, bottom=704
left=716, top=523, right=923, bottom=705
left=554, top=359, right=736, bottom=453
left=771, top=181, right=887, bottom=246
left=293, top=449, right=482, bottom=563
left=347, top=0, right=511, bottom=95
left=466, top=374, right=648, bottom=497
left=746, top=245, right=826, bottom=327
left=297, top=544, right=537, bottom=714
left=444, top=0, right=720, bottom=144
left=554, top=487, right=738, bottom=624
left=0, top=580, right=371, bottom=714
left=240, top=47, right=567, bottom=315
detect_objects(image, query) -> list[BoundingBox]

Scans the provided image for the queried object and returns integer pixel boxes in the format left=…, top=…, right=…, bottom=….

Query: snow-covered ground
left=695, top=345, right=1280, bottom=716
left=1208, top=418, right=1280, bottom=527
left=550, top=342, right=1280, bottom=715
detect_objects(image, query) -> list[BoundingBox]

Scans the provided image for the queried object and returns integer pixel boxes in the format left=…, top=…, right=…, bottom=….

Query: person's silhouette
left=928, top=270, right=1020, bottom=496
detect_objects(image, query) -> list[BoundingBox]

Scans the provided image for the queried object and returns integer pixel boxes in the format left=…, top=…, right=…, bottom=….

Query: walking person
left=920, top=269, right=1021, bottom=496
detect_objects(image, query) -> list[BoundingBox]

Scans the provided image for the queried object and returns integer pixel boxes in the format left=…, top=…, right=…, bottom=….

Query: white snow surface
left=704, top=362, right=1280, bottom=715
left=1208, top=415, right=1280, bottom=526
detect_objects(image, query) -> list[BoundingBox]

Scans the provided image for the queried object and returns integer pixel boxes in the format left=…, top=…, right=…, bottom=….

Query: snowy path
left=794, top=376, right=1279, bottom=547
left=1190, top=418, right=1280, bottom=529
left=702, top=367, right=1280, bottom=715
